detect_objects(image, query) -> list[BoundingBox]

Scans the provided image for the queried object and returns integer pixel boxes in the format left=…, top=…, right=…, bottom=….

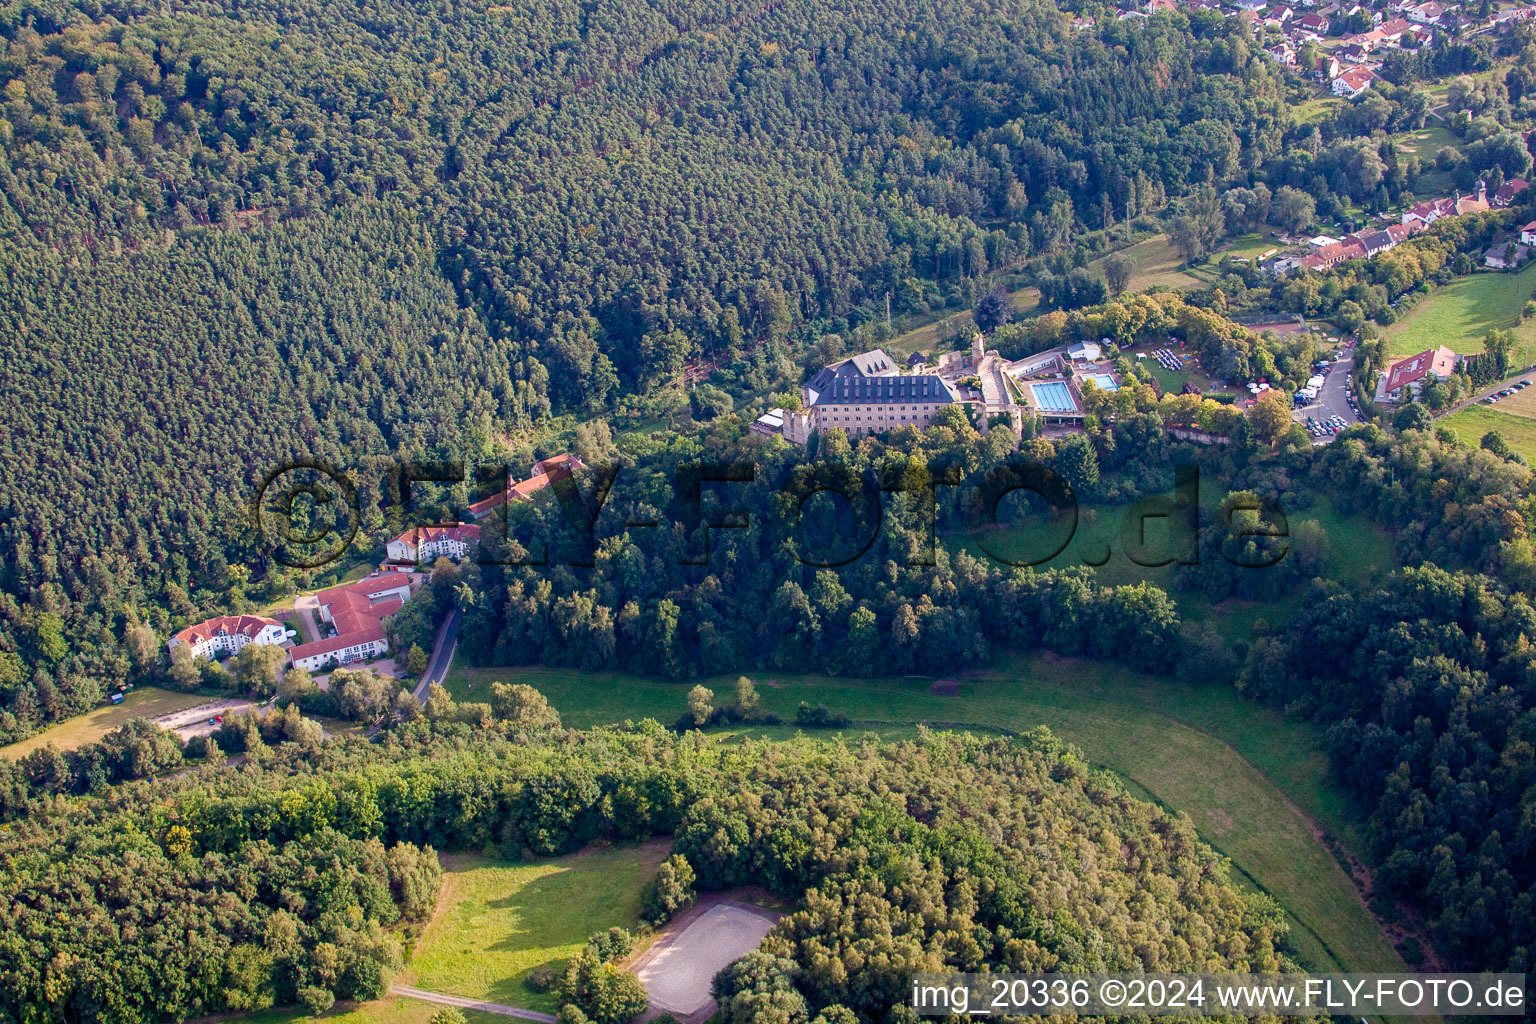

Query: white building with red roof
left=384, top=523, right=481, bottom=570
left=289, top=574, right=416, bottom=672
left=168, top=615, right=288, bottom=661
left=1332, top=67, right=1376, bottom=98
left=1383, top=345, right=1459, bottom=400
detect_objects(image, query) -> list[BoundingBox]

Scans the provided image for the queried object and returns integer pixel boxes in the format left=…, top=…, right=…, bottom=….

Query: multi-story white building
left=168, top=615, right=288, bottom=661
left=289, top=574, right=415, bottom=672
left=384, top=523, right=481, bottom=569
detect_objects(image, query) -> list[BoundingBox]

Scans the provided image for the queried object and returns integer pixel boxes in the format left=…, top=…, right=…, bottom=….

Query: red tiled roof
left=294, top=575, right=414, bottom=663
left=172, top=614, right=281, bottom=647
left=392, top=523, right=480, bottom=548
left=467, top=455, right=587, bottom=518
left=289, top=625, right=387, bottom=662
left=1386, top=346, right=1458, bottom=392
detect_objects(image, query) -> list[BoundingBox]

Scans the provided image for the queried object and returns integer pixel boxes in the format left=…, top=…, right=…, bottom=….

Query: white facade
left=168, top=616, right=287, bottom=661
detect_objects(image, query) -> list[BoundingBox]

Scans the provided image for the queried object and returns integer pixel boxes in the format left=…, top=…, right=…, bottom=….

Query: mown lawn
left=1385, top=264, right=1536, bottom=362
left=444, top=650, right=1404, bottom=978
left=1442, top=403, right=1536, bottom=462
left=0, top=686, right=210, bottom=759
left=400, top=842, right=669, bottom=1011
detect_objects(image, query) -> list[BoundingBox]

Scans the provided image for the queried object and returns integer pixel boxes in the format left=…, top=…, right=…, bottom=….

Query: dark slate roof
left=1360, top=229, right=1394, bottom=251
left=817, top=375, right=957, bottom=405
left=907, top=351, right=928, bottom=367
left=805, top=366, right=839, bottom=395
left=845, top=348, right=896, bottom=376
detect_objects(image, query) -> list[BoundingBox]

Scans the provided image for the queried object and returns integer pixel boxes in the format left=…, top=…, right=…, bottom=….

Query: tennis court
left=1029, top=380, right=1079, bottom=413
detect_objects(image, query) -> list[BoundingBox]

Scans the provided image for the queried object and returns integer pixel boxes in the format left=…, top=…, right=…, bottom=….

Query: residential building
left=1383, top=345, right=1459, bottom=400
left=289, top=574, right=415, bottom=672
left=1493, top=178, right=1530, bottom=207
left=1297, top=10, right=1331, bottom=31
left=1299, top=240, right=1366, bottom=270
left=168, top=615, right=287, bottom=661
left=384, top=523, right=481, bottom=569
left=1521, top=220, right=1536, bottom=246
left=1332, top=67, right=1376, bottom=97
left=1484, top=243, right=1531, bottom=270
left=1407, top=1, right=1446, bottom=22
left=1351, top=228, right=1397, bottom=256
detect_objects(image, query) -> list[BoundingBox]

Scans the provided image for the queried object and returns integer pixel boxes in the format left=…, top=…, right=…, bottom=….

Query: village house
left=1494, top=179, right=1530, bottom=207
left=168, top=615, right=288, bottom=661
left=1484, top=242, right=1532, bottom=270
left=1332, top=66, right=1376, bottom=97
left=1300, top=240, right=1367, bottom=270
left=1297, top=10, right=1331, bottom=31
left=1381, top=345, right=1460, bottom=401
left=1520, top=220, right=1536, bottom=246
left=1315, top=54, right=1344, bottom=80
left=1406, top=1, right=1447, bottom=23
left=289, top=574, right=415, bottom=672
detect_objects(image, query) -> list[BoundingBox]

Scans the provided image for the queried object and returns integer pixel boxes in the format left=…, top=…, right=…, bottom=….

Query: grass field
left=1442, top=402, right=1536, bottom=462
left=885, top=287, right=1041, bottom=359
left=1385, top=264, right=1536, bottom=363
left=235, top=998, right=503, bottom=1024
left=1088, top=233, right=1203, bottom=292
left=401, top=842, right=669, bottom=1011
left=1293, top=95, right=1343, bottom=126
left=0, top=686, right=211, bottom=759
left=885, top=233, right=1199, bottom=360
left=444, top=650, right=1404, bottom=977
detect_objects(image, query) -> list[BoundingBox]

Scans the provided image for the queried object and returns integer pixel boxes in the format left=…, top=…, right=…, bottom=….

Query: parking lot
left=1474, top=375, right=1536, bottom=409
left=1292, top=344, right=1362, bottom=443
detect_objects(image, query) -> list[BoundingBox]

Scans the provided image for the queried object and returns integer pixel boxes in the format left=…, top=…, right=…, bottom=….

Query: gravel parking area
left=633, top=899, right=781, bottom=1018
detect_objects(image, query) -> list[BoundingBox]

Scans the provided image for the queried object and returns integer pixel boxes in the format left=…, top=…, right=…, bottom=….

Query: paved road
left=1292, top=348, right=1359, bottom=441
left=413, top=606, right=461, bottom=703
left=391, top=985, right=557, bottom=1022
left=1436, top=365, right=1536, bottom=419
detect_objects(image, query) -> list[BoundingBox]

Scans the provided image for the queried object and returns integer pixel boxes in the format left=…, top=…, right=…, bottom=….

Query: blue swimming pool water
left=1088, top=373, right=1119, bottom=392
left=1031, top=380, right=1075, bottom=413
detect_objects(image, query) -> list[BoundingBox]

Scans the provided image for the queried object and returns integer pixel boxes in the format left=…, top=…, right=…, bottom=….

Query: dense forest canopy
left=0, top=0, right=1295, bottom=739
left=0, top=720, right=1297, bottom=1022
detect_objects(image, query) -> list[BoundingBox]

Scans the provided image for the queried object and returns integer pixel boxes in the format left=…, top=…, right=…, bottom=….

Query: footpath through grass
left=0, top=686, right=209, bottom=759
left=401, top=842, right=669, bottom=1012
left=444, top=651, right=1405, bottom=978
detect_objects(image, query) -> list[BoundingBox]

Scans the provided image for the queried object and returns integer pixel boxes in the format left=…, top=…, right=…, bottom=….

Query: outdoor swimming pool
left=1087, top=373, right=1119, bottom=392
left=1030, top=380, right=1076, bottom=413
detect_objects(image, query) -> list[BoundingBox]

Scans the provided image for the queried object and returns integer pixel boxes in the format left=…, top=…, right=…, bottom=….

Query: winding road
left=413, top=606, right=461, bottom=703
